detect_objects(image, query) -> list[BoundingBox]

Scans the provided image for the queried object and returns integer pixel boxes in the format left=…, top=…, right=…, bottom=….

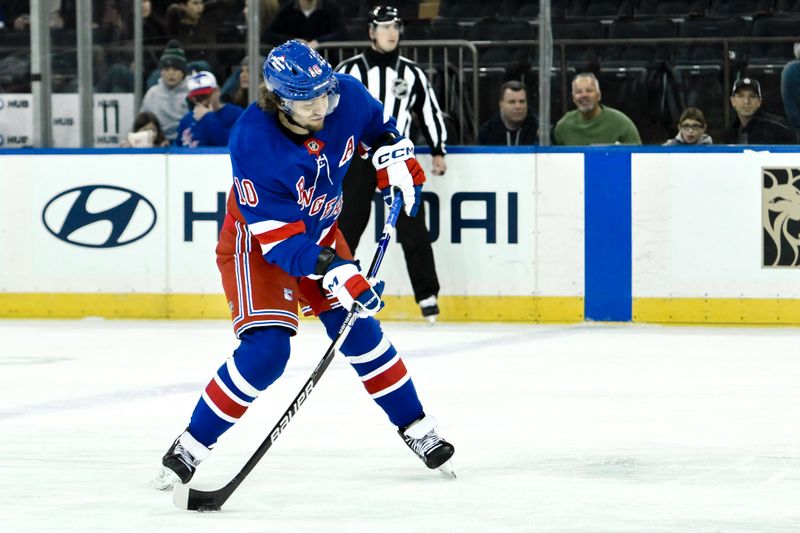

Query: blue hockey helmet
left=262, top=40, right=340, bottom=117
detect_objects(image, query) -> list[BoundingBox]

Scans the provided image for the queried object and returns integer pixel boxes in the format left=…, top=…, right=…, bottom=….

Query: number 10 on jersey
left=234, top=177, right=259, bottom=207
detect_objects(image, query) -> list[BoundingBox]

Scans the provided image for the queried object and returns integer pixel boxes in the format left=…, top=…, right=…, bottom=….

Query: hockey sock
left=319, top=310, right=423, bottom=428
left=189, top=327, right=291, bottom=447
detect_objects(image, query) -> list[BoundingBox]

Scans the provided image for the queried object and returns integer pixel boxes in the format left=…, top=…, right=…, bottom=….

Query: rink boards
left=0, top=146, right=798, bottom=324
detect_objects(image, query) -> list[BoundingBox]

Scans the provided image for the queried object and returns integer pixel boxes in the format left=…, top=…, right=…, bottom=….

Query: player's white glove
left=372, top=137, right=426, bottom=217
left=322, top=254, right=385, bottom=318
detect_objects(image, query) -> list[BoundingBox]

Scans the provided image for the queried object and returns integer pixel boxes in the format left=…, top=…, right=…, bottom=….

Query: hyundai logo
left=42, top=185, right=157, bottom=248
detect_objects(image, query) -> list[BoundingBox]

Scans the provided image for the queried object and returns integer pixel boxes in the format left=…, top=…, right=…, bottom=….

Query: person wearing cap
left=175, top=70, right=244, bottom=147
left=724, top=78, right=797, bottom=145
left=139, top=39, right=190, bottom=142
left=334, top=5, right=446, bottom=323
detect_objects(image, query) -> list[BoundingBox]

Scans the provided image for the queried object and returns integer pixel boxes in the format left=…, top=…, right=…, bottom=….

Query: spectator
left=553, top=73, right=641, bottom=146
left=175, top=70, right=244, bottom=147
left=262, top=0, right=344, bottom=48
left=781, top=43, right=800, bottom=132
left=140, top=40, right=189, bottom=142
left=478, top=80, right=538, bottom=145
left=220, top=55, right=262, bottom=109
left=96, top=0, right=130, bottom=44
left=122, top=111, right=171, bottom=147
left=165, top=0, right=228, bottom=69
left=143, top=0, right=167, bottom=45
left=663, top=107, right=713, bottom=146
left=217, top=0, right=278, bottom=69
left=724, top=78, right=797, bottom=145
left=9, top=0, right=67, bottom=31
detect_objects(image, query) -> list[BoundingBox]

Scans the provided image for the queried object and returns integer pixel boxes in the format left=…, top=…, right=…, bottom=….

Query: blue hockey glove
left=372, top=137, right=426, bottom=217
left=322, top=255, right=385, bottom=318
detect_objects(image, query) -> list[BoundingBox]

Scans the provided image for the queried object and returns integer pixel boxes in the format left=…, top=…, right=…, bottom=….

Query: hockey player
left=335, top=5, right=445, bottom=323
left=152, top=40, right=454, bottom=490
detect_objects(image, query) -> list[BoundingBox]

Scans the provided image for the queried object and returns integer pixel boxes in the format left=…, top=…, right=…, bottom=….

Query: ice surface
left=1, top=319, right=799, bottom=532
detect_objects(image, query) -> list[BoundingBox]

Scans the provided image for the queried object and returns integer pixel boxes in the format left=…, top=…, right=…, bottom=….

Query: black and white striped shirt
left=335, top=48, right=447, bottom=155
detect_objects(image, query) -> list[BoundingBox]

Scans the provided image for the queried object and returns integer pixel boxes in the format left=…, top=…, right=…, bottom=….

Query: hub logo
left=42, top=185, right=157, bottom=248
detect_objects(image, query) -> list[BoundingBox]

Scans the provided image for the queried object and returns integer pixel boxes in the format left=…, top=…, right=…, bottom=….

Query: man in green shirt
left=553, top=73, right=642, bottom=145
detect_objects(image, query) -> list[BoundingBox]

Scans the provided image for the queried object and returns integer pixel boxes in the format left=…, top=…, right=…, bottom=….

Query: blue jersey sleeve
left=337, top=74, right=401, bottom=149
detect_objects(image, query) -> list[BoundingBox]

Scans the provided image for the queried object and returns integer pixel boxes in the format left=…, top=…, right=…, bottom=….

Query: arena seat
left=708, top=0, right=775, bottom=16
left=636, top=0, right=709, bottom=17
left=604, top=18, right=677, bottom=68
left=568, top=0, right=637, bottom=18
left=775, top=0, right=800, bottom=13
left=552, top=20, right=605, bottom=68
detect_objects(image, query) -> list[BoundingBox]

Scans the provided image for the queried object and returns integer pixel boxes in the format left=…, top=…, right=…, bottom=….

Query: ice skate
left=418, top=295, right=439, bottom=324
left=151, top=430, right=210, bottom=490
left=398, top=414, right=455, bottom=478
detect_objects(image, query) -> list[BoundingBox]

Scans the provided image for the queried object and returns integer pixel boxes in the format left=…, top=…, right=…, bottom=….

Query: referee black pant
left=339, top=156, right=440, bottom=303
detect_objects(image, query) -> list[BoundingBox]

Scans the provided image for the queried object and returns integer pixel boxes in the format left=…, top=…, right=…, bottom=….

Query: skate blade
left=151, top=467, right=180, bottom=491
left=438, top=460, right=456, bottom=479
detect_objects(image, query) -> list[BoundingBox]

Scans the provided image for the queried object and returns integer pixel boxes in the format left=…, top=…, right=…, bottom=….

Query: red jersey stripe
left=252, top=220, right=306, bottom=245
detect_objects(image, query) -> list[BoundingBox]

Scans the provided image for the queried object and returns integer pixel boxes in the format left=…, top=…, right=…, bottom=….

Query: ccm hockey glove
left=372, top=137, right=426, bottom=217
left=321, top=252, right=385, bottom=318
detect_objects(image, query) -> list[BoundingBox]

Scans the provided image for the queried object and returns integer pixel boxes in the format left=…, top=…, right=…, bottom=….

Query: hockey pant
left=187, top=308, right=424, bottom=448
left=339, top=155, right=440, bottom=303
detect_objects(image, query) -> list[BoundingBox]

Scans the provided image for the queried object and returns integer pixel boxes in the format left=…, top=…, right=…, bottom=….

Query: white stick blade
left=172, top=483, right=190, bottom=510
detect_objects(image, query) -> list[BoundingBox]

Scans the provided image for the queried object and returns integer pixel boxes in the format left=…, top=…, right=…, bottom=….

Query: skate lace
left=405, top=430, right=443, bottom=457
left=174, top=442, right=198, bottom=466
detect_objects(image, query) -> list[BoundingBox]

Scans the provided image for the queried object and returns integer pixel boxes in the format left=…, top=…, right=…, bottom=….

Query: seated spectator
left=220, top=55, right=262, bottom=109
left=478, top=80, right=538, bottom=145
left=262, top=0, right=344, bottom=49
left=781, top=42, right=800, bottom=132
left=663, top=107, right=713, bottom=146
left=96, top=0, right=129, bottom=44
left=553, top=73, right=641, bottom=146
left=139, top=40, right=189, bottom=142
left=175, top=70, right=244, bottom=147
left=143, top=0, right=167, bottom=45
left=9, top=0, right=68, bottom=30
left=724, top=78, right=797, bottom=145
left=165, top=0, right=230, bottom=69
left=122, top=111, right=171, bottom=147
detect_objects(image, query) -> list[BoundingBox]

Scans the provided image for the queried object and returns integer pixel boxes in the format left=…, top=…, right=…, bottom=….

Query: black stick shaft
left=180, top=192, right=404, bottom=511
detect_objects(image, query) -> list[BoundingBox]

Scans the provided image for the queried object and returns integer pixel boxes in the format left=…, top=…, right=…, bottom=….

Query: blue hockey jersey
left=226, top=73, right=400, bottom=277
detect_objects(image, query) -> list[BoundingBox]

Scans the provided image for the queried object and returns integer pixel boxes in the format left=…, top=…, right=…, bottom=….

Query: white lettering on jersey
left=339, top=135, right=355, bottom=167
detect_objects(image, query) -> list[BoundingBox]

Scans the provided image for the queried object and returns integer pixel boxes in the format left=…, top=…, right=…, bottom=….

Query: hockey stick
left=173, top=190, right=404, bottom=512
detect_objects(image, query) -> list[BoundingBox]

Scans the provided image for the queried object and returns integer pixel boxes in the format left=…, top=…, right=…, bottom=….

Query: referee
left=335, top=5, right=446, bottom=323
